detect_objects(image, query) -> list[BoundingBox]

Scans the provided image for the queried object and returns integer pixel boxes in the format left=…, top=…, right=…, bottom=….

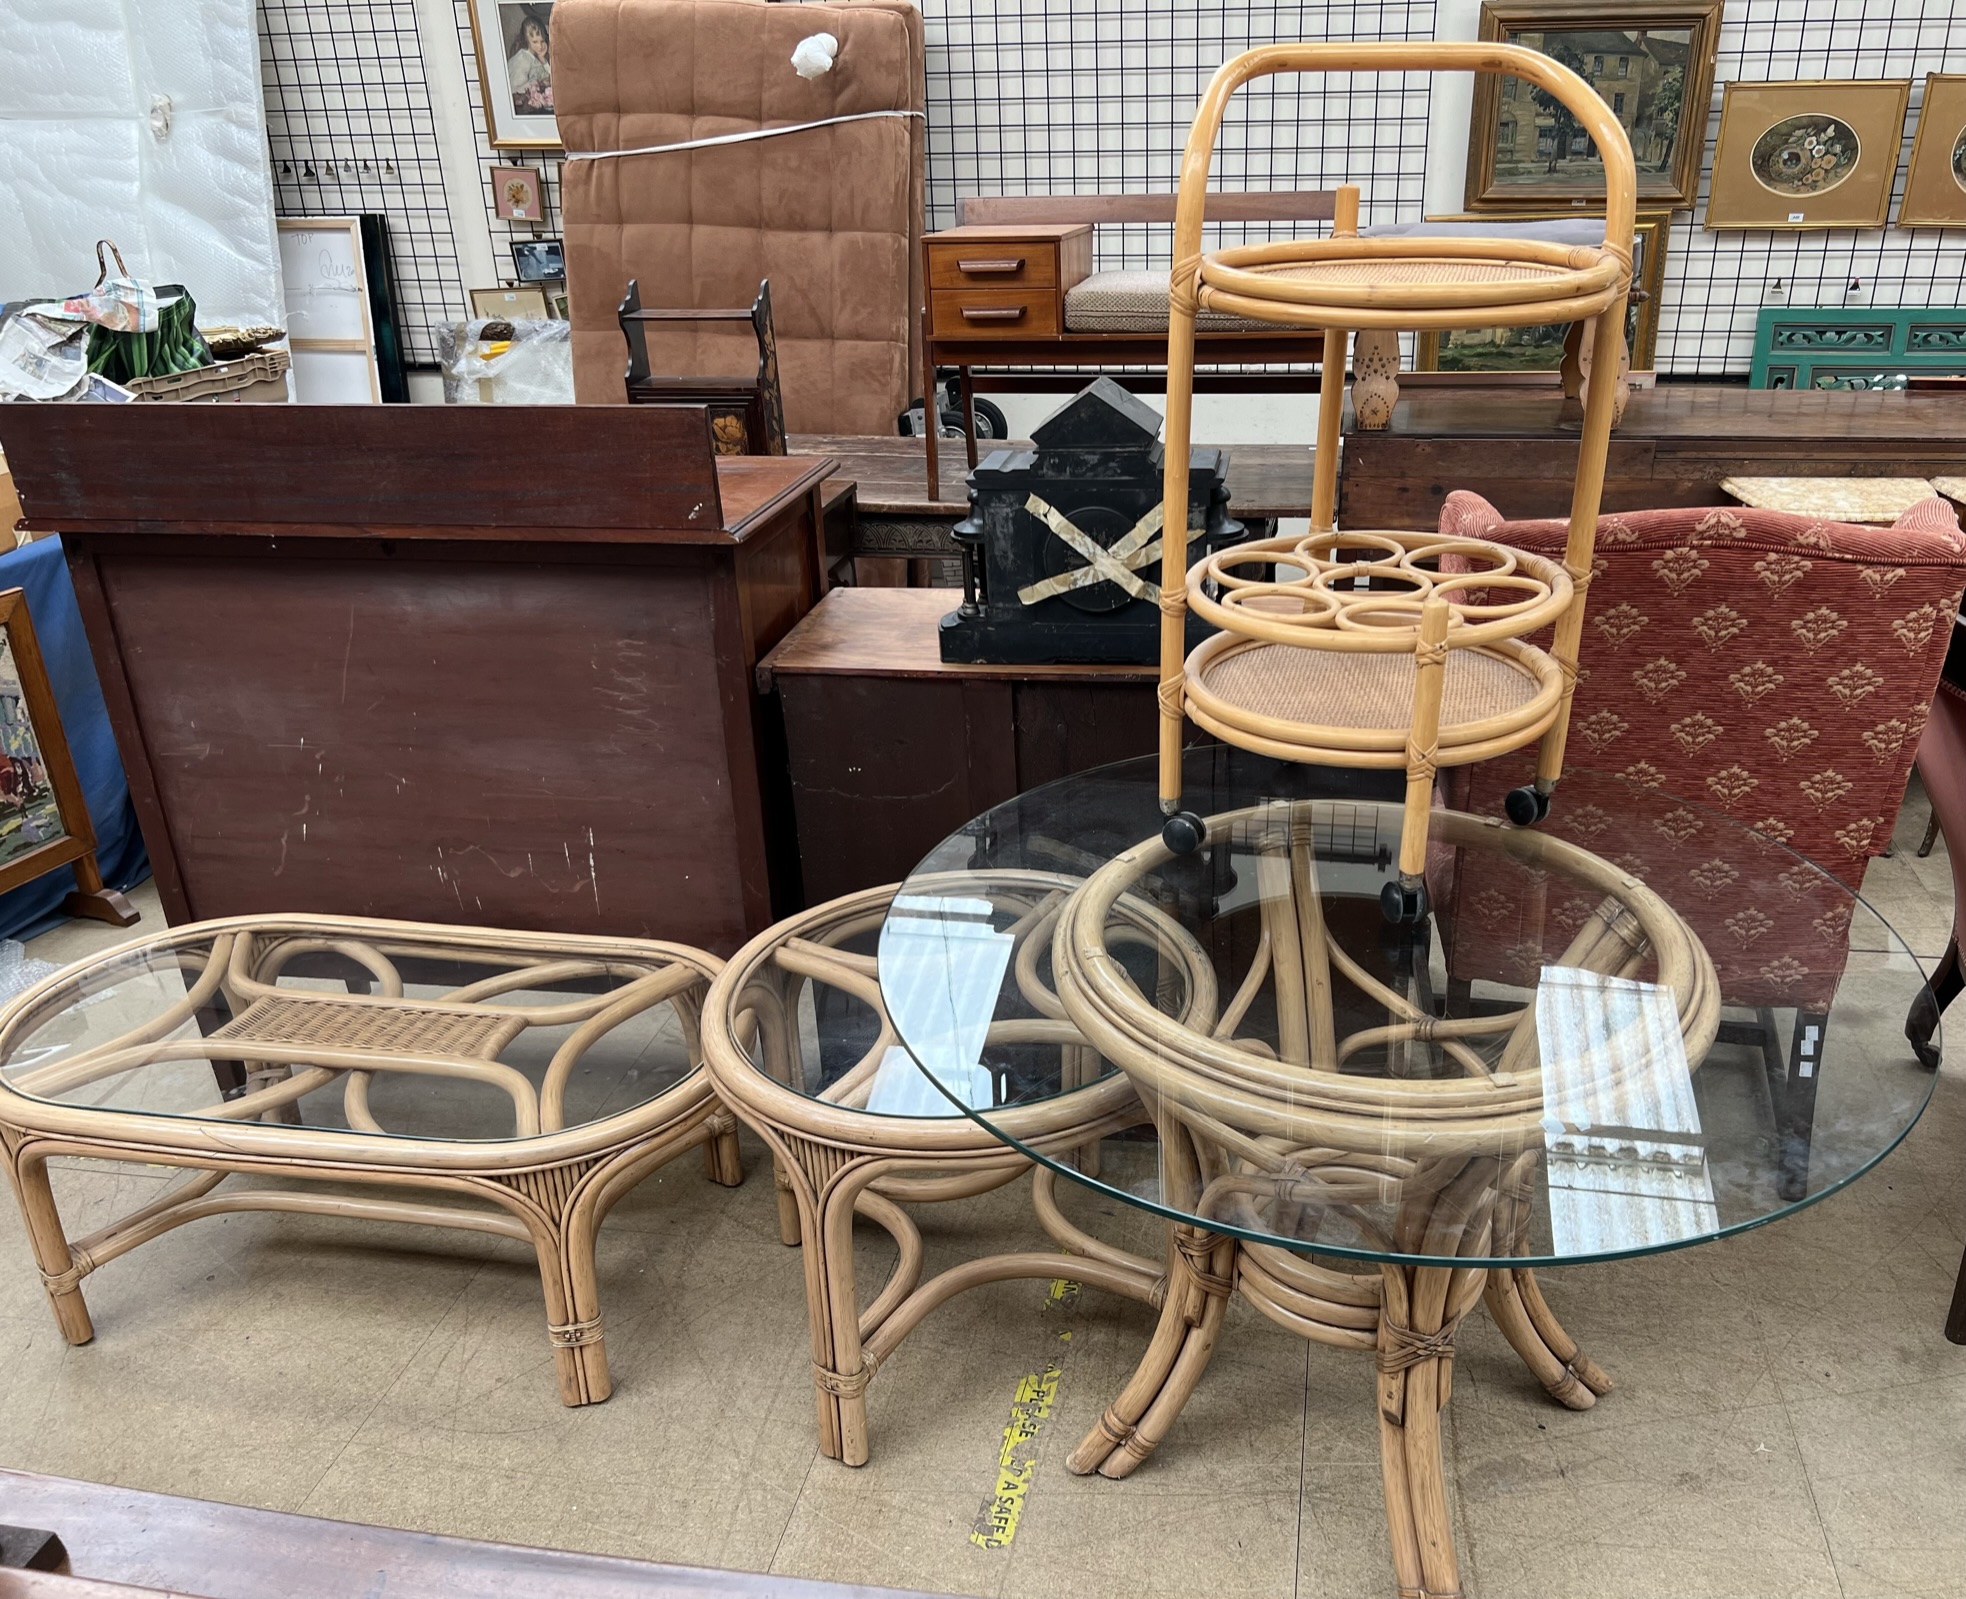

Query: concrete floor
left=1, top=788, right=1961, bottom=1599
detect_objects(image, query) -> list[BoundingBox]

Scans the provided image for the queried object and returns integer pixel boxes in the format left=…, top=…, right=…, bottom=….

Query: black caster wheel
left=1504, top=785, right=1551, bottom=827
left=1380, top=879, right=1430, bottom=925
left=1161, top=811, right=1207, bottom=855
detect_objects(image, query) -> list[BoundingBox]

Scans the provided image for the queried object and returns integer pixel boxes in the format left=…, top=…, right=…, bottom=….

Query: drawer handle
left=957, top=256, right=1026, bottom=274
left=961, top=305, right=1028, bottom=322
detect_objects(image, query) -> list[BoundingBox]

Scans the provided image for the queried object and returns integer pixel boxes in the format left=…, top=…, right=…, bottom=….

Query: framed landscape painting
left=1465, top=1, right=1722, bottom=211
left=1707, top=80, right=1911, bottom=230
left=1417, top=211, right=1669, bottom=371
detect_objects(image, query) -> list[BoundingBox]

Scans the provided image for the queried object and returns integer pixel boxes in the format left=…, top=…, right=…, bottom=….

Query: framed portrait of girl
left=468, top=0, right=560, bottom=149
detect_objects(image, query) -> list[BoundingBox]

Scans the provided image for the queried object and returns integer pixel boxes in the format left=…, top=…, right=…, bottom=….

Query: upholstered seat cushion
left=1064, top=270, right=1273, bottom=333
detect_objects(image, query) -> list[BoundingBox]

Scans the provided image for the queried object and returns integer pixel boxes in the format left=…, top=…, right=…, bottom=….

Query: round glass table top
left=876, top=749, right=1938, bottom=1269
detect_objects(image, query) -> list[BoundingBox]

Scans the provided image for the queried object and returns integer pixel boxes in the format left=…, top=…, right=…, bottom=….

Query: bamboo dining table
left=875, top=747, right=1938, bottom=1599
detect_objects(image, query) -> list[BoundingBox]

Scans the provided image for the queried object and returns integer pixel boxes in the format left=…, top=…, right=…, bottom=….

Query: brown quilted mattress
left=555, top=0, right=924, bottom=433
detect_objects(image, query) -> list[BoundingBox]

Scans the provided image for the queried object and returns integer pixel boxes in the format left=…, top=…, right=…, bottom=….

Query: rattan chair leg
left=7, top=1145, right=93, bottom=1345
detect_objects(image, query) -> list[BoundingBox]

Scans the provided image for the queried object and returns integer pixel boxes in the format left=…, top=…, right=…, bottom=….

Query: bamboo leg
left=1534, top=296, right=1625, bottom=793
left=773, top=1156, right=803, bottom=1246
left=1481, top=1266, right=1595, bottom=1409
left=8, top=1147, right=93, bottom=1344
left=1097, top=1233, right=1233, bottom=1478
left=701, top=1113, right=745, bottom=1188
left=544, top=1212, right=611, bottom=1407
left=1351, top=329, right=1401, bottom=431
left=1158, top=266, right=1201, bottom=813
left=1396, top=598, right=1451, bottom=890
left=1514, top=1267, right=1613, bottom=1395
left=819, top=1172, right=878, bottom=1465
left=1580, top=313, right=1631, bottom=427
left=1310, top=327, right=1348, bottom=532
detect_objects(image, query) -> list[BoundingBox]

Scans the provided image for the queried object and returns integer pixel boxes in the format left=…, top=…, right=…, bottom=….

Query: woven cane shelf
left=1153, top=42, right=1637, bottom=918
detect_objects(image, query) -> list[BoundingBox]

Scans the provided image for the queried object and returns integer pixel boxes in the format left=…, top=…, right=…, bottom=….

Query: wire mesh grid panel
left=924, top=0, right=1437, bottom=374
left=1658, top=0, right=1966, bottom=374
left=925, top=2, right=1435, bottom=260
left=258, top=0, right=468, bottom=367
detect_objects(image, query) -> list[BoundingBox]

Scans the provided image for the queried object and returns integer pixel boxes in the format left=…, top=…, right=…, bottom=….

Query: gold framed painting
left=1706, top=80, right=1911, bottom=230
left=1464, top=1, right=1722, bottom=211
left=1416, top=211, right=1668, bottom=371
left=1897, top=74, right=1966, bottom=228
left=467, top=0, right=559, bottom=149
left=469, top=286, right=551, bottom=320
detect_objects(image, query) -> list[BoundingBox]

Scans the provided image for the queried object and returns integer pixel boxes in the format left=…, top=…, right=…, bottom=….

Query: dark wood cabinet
left=760, top=588, right=1203, bottom=904
left=0, top=404, right=834, bottom=954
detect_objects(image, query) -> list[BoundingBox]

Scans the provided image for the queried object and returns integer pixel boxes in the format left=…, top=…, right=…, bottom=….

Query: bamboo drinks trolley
left=1155, top=43, right=1637, bottom=922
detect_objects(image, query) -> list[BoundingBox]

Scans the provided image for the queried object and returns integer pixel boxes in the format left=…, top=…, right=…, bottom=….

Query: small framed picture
left=549, top=291, right=571, bottom=320
left=490, top=164, right=546, bottom=221
left=1464, top=2, right=1723, bottom=212
left=1417, top=211, right=1669, bottom=372
left=1897, top=74, right=1966, bottom=228
left=1707, top=80, right=1911, bottom=230
left=470, top=286, right=551, bottom=320
left=466, top=0, right=559, bottom=150
left=510, top=238, right=565, bottom=282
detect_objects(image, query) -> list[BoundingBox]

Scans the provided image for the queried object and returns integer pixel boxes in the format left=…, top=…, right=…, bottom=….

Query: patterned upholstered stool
left=0, top=914, right=743, bottom=1405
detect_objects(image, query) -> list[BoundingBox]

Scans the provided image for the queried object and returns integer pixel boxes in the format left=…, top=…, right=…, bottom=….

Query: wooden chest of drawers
left=923, top=224, right=1092, bottom=341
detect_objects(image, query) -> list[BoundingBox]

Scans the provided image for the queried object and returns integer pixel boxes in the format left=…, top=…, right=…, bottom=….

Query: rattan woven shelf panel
left=1198, top=641, right=1541, bottom=730
left=212, top=994, right=513, bottom=1057
left=1245, top=256, right=1572, bottom=288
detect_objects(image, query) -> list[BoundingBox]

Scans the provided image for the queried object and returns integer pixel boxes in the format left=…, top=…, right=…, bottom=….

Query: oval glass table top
left=0, top=919, right=715, bottom=1143
left=877, top=749, right=1937, bottom=1269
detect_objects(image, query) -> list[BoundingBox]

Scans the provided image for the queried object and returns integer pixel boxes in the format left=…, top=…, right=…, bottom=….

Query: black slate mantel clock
left=939, top=378, right=1245, bottom=665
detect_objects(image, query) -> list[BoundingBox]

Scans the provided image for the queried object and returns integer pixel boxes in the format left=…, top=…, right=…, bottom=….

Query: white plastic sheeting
left=0, top=0, right=284, bottom=328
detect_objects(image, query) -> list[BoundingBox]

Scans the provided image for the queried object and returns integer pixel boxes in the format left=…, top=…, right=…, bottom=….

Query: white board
left=277, top=218, right=381, bottom=403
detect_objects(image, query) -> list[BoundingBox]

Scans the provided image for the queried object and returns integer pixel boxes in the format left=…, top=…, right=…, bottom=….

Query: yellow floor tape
left=970, top=1279, right=1080, bottom=1548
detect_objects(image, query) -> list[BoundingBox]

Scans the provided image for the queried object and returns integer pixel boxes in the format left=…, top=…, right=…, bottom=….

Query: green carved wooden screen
left=1751, top=307, right=1966, bottom=391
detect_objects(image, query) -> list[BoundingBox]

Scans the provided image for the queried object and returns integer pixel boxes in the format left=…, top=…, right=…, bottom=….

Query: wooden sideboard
left=760, top=588, right=1184, bottom=905
left=0, top=404, right=836, bottom=953
left=1342, top=382, right=1966, bottom=529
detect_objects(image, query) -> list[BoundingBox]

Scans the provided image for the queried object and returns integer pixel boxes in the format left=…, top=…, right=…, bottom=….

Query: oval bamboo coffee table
left=883, top=751, right=1939, bottom=1599
left=699, top=871, right=1213, bottom=1466
left=0, top=914, right=744, bottom=1406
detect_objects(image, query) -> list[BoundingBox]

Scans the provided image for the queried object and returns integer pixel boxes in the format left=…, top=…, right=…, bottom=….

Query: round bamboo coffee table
left=881, top=751, right=1939, bottom=1599
left=0, top=914, right=744, bottom=1406
left=699, top=871, right=1212, bottom=1466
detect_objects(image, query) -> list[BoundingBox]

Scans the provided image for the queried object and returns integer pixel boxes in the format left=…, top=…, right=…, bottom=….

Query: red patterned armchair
left=1433, top=490, right=1966, bottom=1197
